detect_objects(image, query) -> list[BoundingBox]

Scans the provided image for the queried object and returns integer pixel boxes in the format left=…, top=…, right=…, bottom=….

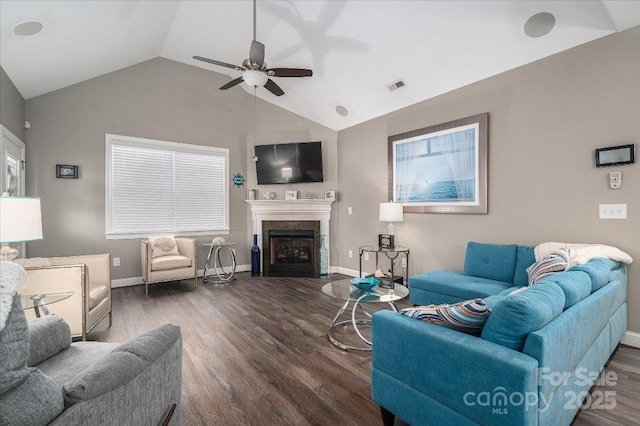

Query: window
left=106, top=134, right=229, bottom=239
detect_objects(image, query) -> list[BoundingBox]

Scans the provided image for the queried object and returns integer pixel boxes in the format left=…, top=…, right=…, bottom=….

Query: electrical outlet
left=112, top=257, right=120, bottom=267
left=348, top=250, right=353, bottom=258
left=364, top=252, right=369, bottom=261
left=401, top=258, right=407, bottom=268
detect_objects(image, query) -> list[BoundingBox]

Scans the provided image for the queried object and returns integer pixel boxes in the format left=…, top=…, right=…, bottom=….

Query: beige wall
left=0, top=66, right=25, bottom=141
left=337, top=27, right=640, bottom=332
left=24, top=57, right=337, bottom=279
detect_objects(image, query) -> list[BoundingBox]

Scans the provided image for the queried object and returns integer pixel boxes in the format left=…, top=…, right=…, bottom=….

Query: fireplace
left=262, top=221, right=321, bottom=277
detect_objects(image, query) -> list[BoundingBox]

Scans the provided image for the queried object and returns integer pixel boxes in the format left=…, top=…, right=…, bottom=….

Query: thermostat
left=609, top=172, right=621, bottom=189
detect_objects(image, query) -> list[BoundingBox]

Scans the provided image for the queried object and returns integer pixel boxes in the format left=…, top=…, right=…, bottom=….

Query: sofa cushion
left=463, top=242, right=518, bottom=283
left=0, top=295, right=30, bottom=395
left=481, top=282, right=565, bottom=351
left=526, top=246, right=572, bottom=285
left=544, top=270, right=592, bottom=309
left=151, top=255, right=192, bottom=271
left=513, top=246, right=536, bottom=286
left=411, top=270, right=514, bottom=301
left=148, top=235, right=180, bottom=258
left=400, top=298, right=491, bottom=335
left=0, top=367, right=64, bottom=425
left=63, top=324, right=181, bottom=405
left=569, top=259, right=612, bottom=293
left=28, top=315, right=72, bottom=366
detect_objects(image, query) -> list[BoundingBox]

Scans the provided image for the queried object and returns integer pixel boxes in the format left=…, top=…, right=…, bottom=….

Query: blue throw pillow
left=463, top=242, right=518, bottom=283
left=400, top=298, right=491, bottom=335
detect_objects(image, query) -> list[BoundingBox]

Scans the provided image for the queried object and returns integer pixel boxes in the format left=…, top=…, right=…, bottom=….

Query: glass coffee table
left=322, top=279, right=409, bottom=351
left=21, top=290, right=74, bottom=318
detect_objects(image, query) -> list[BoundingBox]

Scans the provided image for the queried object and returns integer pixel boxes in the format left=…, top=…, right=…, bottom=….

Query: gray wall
left=0, top=66, right=25, bottom=141
left=25, top=57, right=337, bottom=280
left=336, top=26, right=640, bottom=333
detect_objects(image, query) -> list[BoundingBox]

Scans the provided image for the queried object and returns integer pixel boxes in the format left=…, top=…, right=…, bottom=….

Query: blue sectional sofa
left=371, top=242, right=628, bottom=426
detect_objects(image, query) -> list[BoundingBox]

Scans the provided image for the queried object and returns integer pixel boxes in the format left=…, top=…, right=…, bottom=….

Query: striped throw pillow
left=526, top=246, right=573, bottom=285
left=400, top=298, right=491, bottom=335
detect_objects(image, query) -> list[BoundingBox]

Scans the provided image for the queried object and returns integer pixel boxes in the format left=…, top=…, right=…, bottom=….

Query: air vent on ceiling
left=387, top=79, right=406, bottom=92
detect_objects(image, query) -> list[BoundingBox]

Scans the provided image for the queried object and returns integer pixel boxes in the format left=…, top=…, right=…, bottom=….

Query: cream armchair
left=141, top=238, right=197, bottom=295
left=20, top=254, right=112, bottom=340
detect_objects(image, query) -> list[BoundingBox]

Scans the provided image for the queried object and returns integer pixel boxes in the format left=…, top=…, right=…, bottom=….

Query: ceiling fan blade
left=193, top=56, right=243, bottom=71
left=268, top=68, right=313, bottom=78
left=249, top=40, right=265, bottom=67
left=219, top=76, right=244, bottom=90
left=264, top=79, right=284, bottom=96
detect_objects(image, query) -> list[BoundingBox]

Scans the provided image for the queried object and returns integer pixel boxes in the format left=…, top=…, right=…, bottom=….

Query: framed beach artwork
left=387, top=113, right=488, bottom=214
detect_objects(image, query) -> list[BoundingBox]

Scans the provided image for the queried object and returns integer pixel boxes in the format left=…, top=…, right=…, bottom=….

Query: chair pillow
left=526, top=246, right=573, bottom=285
left=28, top=315, right=72, bottom=366
left=400, top=298, right=491, bottom=335
left=148, top=235, right=180, bottom=258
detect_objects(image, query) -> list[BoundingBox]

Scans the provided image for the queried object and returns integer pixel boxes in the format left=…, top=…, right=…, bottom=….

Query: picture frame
left=56, top=164, right=78, bottom=179
left=285, top=190, right=298, bottom=200
left=324, top=190, right=335, bottom=200
left=378, top=234, right=394, bottom=250
left=595, top=144, right=635, bottom=167
left=388, top=113, right=488, bottom=214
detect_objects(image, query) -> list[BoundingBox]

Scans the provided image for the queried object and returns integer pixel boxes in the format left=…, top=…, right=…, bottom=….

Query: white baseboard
left=333, top=266, right=359, bottom=277
left=111, top=264, right=253, bottom=288
left=111, top=276, right=144, bottom=288
left=621, top=331, right=640, bottom=348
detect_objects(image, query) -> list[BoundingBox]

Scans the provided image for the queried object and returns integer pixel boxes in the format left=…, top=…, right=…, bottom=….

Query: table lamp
left=379, top=201, right=404, bottom=235
left=0, top=196, right=43, bottom=261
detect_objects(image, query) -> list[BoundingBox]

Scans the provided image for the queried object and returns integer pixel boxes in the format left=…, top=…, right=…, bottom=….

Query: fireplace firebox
left=262, top=221, right=321, bottom=277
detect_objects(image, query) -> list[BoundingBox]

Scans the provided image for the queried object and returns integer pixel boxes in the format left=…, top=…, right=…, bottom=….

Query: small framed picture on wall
left=56, top=164, right=78, bottom=179
left=285, top=190, right=298, bottom=200
left=324, top=190, right=335, bottom=200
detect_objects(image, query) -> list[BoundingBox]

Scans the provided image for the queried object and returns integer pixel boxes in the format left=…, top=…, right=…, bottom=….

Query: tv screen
left=255, top=142, right=324, bottom=185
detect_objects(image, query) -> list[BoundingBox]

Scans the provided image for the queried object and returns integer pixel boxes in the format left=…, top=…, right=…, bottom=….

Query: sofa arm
left=52, top=325, right=182, bottom=425
left=372, top=311, right=539, bottom=426
left=28, top=315, right=72, bottom=366
left=63, top=324, right=181, bottom=406
left=175, top=238, right=196, bottom=265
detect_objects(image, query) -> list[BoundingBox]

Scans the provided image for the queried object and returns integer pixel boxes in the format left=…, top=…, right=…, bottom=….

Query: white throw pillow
left=148, top=236, right=180, bottom=258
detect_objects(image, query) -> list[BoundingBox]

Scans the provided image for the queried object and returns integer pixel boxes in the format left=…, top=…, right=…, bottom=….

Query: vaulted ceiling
left=2, top=1, right=639, bottom=131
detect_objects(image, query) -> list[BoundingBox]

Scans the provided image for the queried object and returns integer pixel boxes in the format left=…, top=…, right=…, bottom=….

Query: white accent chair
left=21, top=254, right=112, bottom=340
left=141, top=238, right=197, bottom=295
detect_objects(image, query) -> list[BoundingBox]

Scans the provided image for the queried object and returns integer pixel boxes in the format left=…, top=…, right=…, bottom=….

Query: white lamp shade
left=243, top=70, right=268, bottom=87
left=0, top=197, right=43, bottom=243
left=379, top=202, right=404, bottom=222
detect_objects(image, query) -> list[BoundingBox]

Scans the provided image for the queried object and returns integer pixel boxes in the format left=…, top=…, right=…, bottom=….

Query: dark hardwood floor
left=88, top=273, right=640, bottom=425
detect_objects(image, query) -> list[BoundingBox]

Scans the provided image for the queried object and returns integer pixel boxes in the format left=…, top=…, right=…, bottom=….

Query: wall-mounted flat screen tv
left=255, top=141, right=324, bottom=185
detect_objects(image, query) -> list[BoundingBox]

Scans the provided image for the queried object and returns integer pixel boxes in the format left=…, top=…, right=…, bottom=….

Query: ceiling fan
left=193, top=0, right=313, bottom=96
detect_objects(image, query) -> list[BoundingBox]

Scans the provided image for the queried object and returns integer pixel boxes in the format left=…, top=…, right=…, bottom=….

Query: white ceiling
left=1, top=1, right=639, bottom=131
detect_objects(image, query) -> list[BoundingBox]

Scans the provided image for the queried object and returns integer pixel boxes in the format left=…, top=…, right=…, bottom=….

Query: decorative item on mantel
left=251, top=234, right=260, bottom=276
left=248, top=189, right=256, bottom=200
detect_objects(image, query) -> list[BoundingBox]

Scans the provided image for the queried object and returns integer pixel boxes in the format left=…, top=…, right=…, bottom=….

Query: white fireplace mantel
left=245, top=199, right=335, bottom=264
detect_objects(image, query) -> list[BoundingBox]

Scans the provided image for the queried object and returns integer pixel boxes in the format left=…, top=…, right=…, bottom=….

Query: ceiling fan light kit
left=193, top=0, right=312, bottom=96
left=243, top=70, right=268, bottom=87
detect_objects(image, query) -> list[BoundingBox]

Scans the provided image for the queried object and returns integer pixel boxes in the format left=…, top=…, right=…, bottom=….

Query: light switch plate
left=599, top=203, right=627, bottom=219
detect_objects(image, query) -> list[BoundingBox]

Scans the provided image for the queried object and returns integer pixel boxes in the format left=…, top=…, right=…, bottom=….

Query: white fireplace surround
left=246, top=199, right=334, bottom=270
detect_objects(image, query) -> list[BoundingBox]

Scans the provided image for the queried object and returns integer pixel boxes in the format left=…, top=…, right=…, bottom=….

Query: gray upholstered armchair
left=0, top=262, right=182, bottom=426
left=141, top=237, right=197, bottom=295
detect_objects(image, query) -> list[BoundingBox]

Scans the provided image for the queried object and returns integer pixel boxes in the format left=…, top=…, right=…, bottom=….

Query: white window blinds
left=106, top=134, right=229, bottom=238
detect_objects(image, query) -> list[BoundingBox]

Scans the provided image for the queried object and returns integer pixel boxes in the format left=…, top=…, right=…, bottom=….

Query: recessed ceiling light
left=524, top=12, right=555, bottom=38
left=335, top=105, right=349, bottom=117
left=13, top=21, right=43, bottom=37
